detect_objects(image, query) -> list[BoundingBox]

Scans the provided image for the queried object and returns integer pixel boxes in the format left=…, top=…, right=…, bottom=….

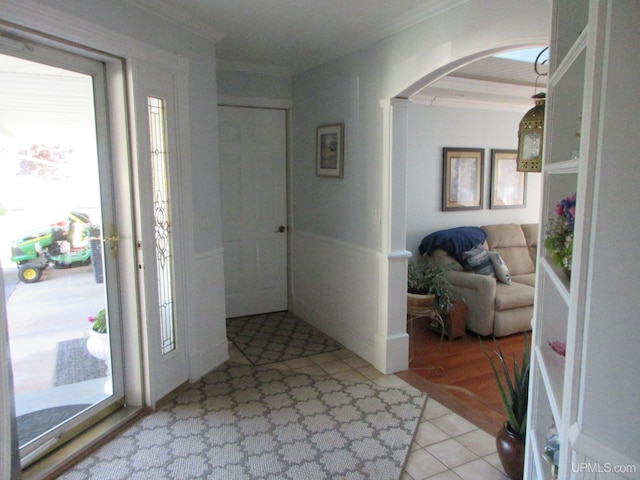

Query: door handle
left=275, top=225, right=286, bottom=233
left=103, top=224, right=119, bottom=259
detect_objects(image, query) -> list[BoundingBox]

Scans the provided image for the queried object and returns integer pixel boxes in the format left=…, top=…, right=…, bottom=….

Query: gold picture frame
left=442, top=147, right=484, bottom=211
left=490, top=149, right=527, bottom=209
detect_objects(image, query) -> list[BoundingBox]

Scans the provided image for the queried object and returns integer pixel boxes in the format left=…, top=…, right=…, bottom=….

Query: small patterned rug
left=226, top=312, right=342, bottom=365
left=59, top=362, right=426, bottom=480
left=17, top=404, right=90, bottom=447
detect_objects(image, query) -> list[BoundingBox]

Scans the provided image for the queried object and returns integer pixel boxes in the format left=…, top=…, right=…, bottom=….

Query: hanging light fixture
left=517, top=47, right=549, bottom=172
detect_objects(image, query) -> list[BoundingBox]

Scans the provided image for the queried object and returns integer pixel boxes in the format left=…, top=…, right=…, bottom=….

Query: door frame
left=1, top=0, right=194, bottom=473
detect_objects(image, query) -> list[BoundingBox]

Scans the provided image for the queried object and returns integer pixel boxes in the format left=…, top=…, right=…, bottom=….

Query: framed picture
left=490, top=149, right=527, bottom=209
left=442, top=147, right=484, bottom=211
left=316, top=123, right=344, bottom=178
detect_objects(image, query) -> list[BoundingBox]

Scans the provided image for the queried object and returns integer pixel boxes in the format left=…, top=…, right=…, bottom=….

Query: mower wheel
left=18, top=265, right=43, bottom=283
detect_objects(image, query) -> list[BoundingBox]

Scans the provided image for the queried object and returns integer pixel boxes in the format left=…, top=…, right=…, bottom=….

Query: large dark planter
left=496, top=422, right=525, bottom=480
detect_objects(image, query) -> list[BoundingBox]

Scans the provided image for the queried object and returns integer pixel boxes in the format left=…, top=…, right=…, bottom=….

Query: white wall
left=290, top=0, right=550, bottom=371
left=406, top=103, right=542, bottom=258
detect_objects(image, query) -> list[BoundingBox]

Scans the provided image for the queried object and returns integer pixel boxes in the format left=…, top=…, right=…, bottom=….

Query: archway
left=385, top=43, right=548, bottom=373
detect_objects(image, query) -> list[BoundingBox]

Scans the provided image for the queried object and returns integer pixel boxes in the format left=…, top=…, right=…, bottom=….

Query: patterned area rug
left=226, top=312, right=342, bottom=365
left=60, top=363, right=426, bottom=480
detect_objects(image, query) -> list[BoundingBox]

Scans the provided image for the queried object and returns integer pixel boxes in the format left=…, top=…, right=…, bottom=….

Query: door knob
left=275, top=225, right=286, bottom=233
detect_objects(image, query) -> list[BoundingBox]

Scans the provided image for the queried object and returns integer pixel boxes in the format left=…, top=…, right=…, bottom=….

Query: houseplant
left=86, top=309, right=109, bottom=364
left=483, top=334, right=530, bottom=480
left=85, top=308, right=112, bottom=394
left=544, top=193, right=576, bottom=278
left=407, top=259, right=458, bottom=312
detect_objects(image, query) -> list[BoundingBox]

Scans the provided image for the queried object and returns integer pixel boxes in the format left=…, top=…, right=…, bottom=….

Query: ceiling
left=129, top=0, right=547, bottom=107
left=129, top=0, right=470, bottom=74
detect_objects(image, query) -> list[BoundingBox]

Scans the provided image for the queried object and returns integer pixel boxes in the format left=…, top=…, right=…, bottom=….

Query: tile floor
left=228, top=342, right=509, bottom=480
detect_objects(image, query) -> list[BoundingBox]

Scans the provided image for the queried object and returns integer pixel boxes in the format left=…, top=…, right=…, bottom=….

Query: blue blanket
left=418, top=227, right=487, bottom=261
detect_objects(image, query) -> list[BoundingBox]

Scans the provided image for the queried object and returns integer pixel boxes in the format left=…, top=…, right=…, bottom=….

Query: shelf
left=539, top=258, right=570, bottom=303
left=536, top=344, right=565, bottom=428
left=546, top=49, right=586, bottom=166
left=544, top=159, right=579, bottom=174
left=550, top=28, right=588, bottom=85
left=530, top=429, right=556, bottom=480
left=552, top=0, right=588, bottom=70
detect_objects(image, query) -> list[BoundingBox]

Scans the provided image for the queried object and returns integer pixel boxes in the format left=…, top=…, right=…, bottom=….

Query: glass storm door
left=0, top=37, right=124, bottom=467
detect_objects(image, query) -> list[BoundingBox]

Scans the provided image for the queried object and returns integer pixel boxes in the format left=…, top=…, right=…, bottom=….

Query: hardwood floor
left=396, top=320, right=529, bottom=436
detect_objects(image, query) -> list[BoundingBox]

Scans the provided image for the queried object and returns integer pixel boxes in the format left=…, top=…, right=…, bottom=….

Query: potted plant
left=407, top=259, right=458, bottom=312
left=85, top=308, right=112, bottom=394
left=86, top=308, right=108, bottom=361
left=483, top=334, right=530, bottom=480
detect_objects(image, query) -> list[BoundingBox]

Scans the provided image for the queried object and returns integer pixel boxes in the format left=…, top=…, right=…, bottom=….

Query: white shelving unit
left=525, top=1, right=640, bottom=479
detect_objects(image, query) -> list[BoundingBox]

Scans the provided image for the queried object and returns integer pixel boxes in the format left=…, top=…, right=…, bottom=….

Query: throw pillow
left=489, top=250, right=512, bottom=285
left=462, top=245, right=495, bottom=276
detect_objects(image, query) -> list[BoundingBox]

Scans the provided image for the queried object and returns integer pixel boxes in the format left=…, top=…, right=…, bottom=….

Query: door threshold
left=20, top=405, right=149, bottom=480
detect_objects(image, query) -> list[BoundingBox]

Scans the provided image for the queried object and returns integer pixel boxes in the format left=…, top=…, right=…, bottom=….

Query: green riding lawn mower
left=10, top=211, right=96, bottom=284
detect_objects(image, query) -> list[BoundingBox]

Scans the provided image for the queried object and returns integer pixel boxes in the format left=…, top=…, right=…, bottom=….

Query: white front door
left=219, top=106, right=288, bottom=318
left=0, top=36, right=126, bottom=467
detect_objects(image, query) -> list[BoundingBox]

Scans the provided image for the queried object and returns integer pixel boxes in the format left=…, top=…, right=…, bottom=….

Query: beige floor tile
left=374, top=374, right=415, bottom=389
left=453, top=458, right=509, bottom=480
left=426, top=438, right=479, bottom=469
left=414, top=421, right=452, bottom=448
left=307, top=352, right=338, bottom=364
left=357, top=365, right=386, bottom=380
left=319, top=359, right=353, bottom=374
left=293, top=365, right=329, bottom=377
left=341, top=355, right=370, bottom=369
left=431, top=412, right=477, bottom=437
left=425, top=471, right=464, bottom=480
left=330, top=369, right=371, bottom=384
left=283, top=356, right=315, bottom=368
left=422, top=399, right=452, bottom=420
left=456, top=428, right=497, bottom=457
left=483, top=451, right=507, bottom=473
left=404, top=448, right=450, bottom=480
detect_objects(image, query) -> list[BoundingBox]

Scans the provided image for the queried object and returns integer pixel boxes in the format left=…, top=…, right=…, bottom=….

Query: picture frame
left=316, top=123, right=344, bottom=178
left=442, top=147, right=484, bottom=211
left=490, top=149, right=527, bottom=209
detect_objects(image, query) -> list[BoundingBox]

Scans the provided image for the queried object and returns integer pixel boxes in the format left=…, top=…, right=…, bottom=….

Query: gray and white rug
left=59, top=362, right=426, bottom=480
left=226, top=312, right=342, bottom=365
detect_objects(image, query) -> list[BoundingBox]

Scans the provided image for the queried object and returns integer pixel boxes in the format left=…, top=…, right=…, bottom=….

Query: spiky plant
left=483, top=334, right=530, bottom=436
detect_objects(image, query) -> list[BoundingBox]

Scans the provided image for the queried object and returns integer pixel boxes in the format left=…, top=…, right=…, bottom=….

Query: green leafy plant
left=407, top=259, right=458, bottom=312
left=483, top=334, right=530, bottom=436
left=88, top=308, right=107, bottom=334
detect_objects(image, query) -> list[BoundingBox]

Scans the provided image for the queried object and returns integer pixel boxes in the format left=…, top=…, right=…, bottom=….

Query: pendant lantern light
left=517, top=92, right=546, bottom=172
left=517, top=47, right=549, bottom=172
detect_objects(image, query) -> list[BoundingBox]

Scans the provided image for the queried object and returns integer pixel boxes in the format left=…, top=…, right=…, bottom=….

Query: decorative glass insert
left=148, top=97, right=176, bottom=355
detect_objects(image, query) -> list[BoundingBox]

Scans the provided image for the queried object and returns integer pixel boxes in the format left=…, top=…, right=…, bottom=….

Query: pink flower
left=555, top=204, right=564, bottom=216
left=88, top=316, right=95, bottom=323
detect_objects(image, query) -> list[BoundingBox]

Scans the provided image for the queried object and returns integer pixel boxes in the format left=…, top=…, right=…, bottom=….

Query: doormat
left=226, top=311, right=342, bottom=365
left=17, top=404, right=90, bottom=446
left=53, top=337, right=107, bottom=387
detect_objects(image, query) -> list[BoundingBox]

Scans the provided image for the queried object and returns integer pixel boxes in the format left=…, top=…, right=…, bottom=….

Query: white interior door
left=219, top=106, right=288, bottom=318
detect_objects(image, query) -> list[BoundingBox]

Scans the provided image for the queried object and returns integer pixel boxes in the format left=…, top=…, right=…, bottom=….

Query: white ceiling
left=129, top=0, right=547, bottom=106
left=129, top=0, right=469, bottom=74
